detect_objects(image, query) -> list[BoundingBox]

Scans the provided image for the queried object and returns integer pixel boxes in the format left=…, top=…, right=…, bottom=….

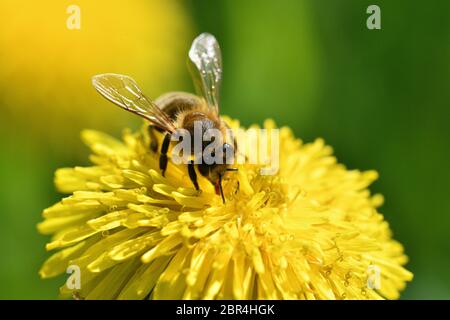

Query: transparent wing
left=92, top=73, right=176, bottom=132
left=188, top=33, right=222, bottom=115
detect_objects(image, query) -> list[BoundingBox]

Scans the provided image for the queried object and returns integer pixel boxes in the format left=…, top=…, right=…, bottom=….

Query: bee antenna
left=226, top=168, right=238, bottom=172
left=218, top=175, right=225, bottom=204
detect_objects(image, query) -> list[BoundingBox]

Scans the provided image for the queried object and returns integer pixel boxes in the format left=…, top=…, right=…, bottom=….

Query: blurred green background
left=0, top=0, right=449, bottom=299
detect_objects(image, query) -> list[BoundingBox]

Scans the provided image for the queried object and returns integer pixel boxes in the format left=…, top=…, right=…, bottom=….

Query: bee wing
left=92, top=73, right=176, bottom=132
left=188, top=33, right=222, bottom=115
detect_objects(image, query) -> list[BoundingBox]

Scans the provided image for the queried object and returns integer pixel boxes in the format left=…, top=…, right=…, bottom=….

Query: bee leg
left=159, top=133, right=171, bottom=177
left=187, top=160, right=200, bottom=191
left=148, top=125, right=159, bottom=152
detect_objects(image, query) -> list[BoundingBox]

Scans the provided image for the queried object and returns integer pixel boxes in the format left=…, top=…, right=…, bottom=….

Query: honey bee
left=92, top=33, right=237, bottom=202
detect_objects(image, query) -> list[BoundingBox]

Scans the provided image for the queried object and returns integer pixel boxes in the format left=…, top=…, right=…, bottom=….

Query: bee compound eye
left=223, top=143, right=233, bottom=153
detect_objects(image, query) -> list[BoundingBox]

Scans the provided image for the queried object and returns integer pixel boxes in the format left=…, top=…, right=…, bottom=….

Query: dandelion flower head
left=38, top=118, right=412, bottom=299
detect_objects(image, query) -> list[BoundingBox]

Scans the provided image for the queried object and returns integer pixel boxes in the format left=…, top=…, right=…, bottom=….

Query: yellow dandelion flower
left=0, top=0, right=192, bottom=148
left=38, top=118, right=412, bottom=300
